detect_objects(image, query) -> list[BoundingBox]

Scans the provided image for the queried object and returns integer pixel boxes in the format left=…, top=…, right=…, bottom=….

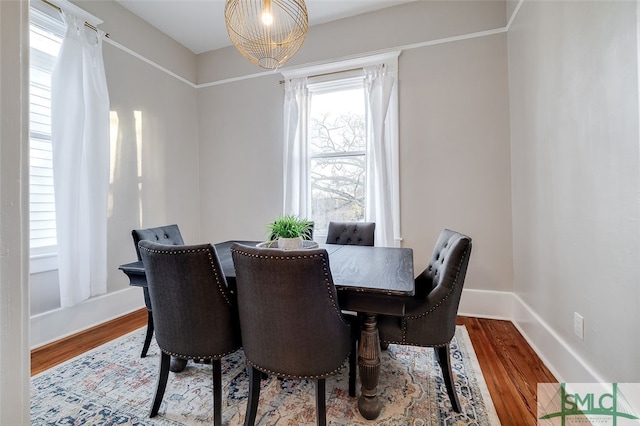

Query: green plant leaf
left=267, top=215, right=313, bottom=240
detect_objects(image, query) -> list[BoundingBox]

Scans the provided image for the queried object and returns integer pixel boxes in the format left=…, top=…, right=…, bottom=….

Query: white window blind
left=29, top=5, right=64, bottom=272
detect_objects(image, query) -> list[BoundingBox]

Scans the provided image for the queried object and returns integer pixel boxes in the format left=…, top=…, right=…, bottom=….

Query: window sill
left=30, top=253, right=58, bottom=274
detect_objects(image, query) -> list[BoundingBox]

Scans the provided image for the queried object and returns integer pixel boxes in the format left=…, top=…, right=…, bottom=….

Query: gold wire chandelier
left=224, top=0, right=308, bottom=70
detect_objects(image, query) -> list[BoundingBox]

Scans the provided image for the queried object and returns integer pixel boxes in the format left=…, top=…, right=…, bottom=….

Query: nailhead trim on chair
left=400, top=242, right=471, bottom=344
left=381, top=339, right=450, bottom=348
left=230, top=247, right=349, bottom=325
left=246, top=356, right=351, bottom=380
left=161, top=348, right=237, bottom=360
left=139, top=245, right=234, bottom=306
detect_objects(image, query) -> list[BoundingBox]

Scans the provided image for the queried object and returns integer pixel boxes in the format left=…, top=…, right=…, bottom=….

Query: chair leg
left=150, top=351, right=171, bottom=417
left=141, top=310, right=154, bottom=358
left=435, top=345, right=461, bottom=413
left=244, top=365, right=262, bottom=426
left=315, top=379, right=326, bottom=426
left=212, top=359, right=222, bottom=426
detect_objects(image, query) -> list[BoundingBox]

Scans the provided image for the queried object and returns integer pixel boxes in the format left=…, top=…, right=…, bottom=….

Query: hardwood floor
left=30, top=309, right=148, bottom=376
left=457, top=316, right=557, bottom=425
left=31, top=310, right=556, bottom=424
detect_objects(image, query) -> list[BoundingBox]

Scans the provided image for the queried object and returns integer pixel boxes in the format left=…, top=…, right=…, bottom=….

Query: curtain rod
left=279, top=67, right=363, bottom=85
left=39, top=0, right=110, bottom=38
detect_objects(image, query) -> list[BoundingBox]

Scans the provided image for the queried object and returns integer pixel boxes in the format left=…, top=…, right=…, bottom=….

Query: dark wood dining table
left=119, top=240, right=414, bottom=420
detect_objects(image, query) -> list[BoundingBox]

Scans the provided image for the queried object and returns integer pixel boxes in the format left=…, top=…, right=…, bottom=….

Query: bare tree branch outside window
left=310, top=97, right=366, bottom=232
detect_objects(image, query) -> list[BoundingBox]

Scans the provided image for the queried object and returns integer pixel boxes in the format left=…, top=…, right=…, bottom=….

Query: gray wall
left=82, top=0, right=201, bottom=280
left=197, top=74, right=285, bottom=243
left=399, top=33, right=512, bottom=290
left=30, top=0, right=201, bottom=318
left=508, top=1, right=640, bottom=382
left=197, top=1, right=513, bottom=288
left=198, top=1, right=507, bottom=83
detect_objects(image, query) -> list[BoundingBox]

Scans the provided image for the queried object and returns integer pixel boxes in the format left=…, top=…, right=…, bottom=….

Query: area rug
left=31, top=325, right=500, bottom=425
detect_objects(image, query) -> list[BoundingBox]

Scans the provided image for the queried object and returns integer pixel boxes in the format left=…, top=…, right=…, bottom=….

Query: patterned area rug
left=31, top=325, right=500, bottom=425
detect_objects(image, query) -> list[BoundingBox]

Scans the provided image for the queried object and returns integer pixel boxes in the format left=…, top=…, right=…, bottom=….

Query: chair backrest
left=404, top=229, right=472, bottom=345
left=132, top=224, right=184, bottom=261
left=325, top=221, right=375, bottom=246
left=138, top=240, right=241, bottom=359
left=230, top=243, right=351, bottom=379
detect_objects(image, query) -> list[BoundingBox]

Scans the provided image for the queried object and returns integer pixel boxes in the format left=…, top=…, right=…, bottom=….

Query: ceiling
left=114, top=0, right=417, bottom=54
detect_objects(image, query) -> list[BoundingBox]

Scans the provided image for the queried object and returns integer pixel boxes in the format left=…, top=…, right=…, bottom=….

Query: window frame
left=282, top=51, right=402, bottom=246
left=29, top=3, right=65, bottom=274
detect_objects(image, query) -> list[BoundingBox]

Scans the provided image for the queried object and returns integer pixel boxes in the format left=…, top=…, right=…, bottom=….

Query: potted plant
left=266, top=215, right=313, bottom=250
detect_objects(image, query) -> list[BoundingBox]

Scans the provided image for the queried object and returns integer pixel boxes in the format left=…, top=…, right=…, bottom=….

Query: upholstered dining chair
left=230, top=243, right=358, bottom=426
left=377, top=229, right=472, bottom=413
left=138, top=240, right=242, bottom=424
left=131, top=224, right=184, bottom=360
left=325, top=221, right=375, bottom=246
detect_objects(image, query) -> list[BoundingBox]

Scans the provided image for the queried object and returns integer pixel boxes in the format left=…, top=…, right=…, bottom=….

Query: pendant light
left=224, top=0, right=308, bottom=70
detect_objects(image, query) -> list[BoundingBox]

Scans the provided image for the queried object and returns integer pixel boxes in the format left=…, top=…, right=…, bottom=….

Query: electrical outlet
left=574, top=312, right=584, bottom=340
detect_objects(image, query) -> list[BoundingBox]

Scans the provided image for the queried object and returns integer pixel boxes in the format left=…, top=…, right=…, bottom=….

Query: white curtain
left=364, top=64, right=400, bottom=247
left=282, top=77, right=310, bottom=216
left=51, top=11, right=110, bottom=307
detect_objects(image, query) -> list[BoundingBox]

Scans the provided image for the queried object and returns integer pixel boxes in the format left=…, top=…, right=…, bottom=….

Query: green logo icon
left=538, top=383, right=639, bottom=425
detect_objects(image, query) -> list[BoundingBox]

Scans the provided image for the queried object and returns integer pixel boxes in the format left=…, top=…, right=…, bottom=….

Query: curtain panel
left=364, top=64, right=400, bottom=247
left=51, top=11, right=110, bottom=307
left=282, top=77, right=310, bottom=217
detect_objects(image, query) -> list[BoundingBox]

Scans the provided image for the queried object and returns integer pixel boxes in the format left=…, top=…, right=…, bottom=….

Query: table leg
left=357, top=313, right=382, bottom=419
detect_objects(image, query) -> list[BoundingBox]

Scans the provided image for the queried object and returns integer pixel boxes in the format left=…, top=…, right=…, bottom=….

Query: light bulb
left=261, top=11, right=273, bottom=26
left=261, top=0, right=273, bottom=26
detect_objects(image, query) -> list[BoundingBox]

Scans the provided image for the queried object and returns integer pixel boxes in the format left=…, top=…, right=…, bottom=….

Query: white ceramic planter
left=277, top=237, right=304, bottom=250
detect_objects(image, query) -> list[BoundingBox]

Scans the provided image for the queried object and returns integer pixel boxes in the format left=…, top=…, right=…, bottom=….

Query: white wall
left=508, top=0, right=640, bottom=382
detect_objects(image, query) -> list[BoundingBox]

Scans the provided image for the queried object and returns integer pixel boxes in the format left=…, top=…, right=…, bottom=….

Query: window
left=282, top=52, right=401, bottom=246
left=29, top=5, right=64, bottom=273
left=308, top=76, right=367, bottom=236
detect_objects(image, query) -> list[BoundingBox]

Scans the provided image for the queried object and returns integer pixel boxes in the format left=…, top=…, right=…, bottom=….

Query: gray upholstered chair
left=138, top=240, right=242, bottom=424
left=230, top=243, right=358, bottom=426
left=131, top=224, right=184, bottom=359
left=377, top=229, right=472, bottom=413
left=325, top=221, right=375, bottom=246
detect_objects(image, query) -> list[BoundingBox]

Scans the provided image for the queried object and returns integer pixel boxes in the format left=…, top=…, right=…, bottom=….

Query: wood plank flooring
left=31, top=311, right=556, bottom=424
left=457, top=316, right=557, bottom=425
left=30, top=309, right=148, bottom=376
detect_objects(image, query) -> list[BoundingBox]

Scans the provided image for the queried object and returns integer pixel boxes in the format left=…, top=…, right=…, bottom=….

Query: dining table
left=119, top=240, right=415, bottom=420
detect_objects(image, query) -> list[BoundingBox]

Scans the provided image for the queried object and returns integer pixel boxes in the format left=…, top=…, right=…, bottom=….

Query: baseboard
left=30, top=287, right=145, bottom=350
left=459, top=288, right=604, bottom=383
left=510, top=294, right=605, bottom=383
left=458, top=288, right=514, bottom=320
